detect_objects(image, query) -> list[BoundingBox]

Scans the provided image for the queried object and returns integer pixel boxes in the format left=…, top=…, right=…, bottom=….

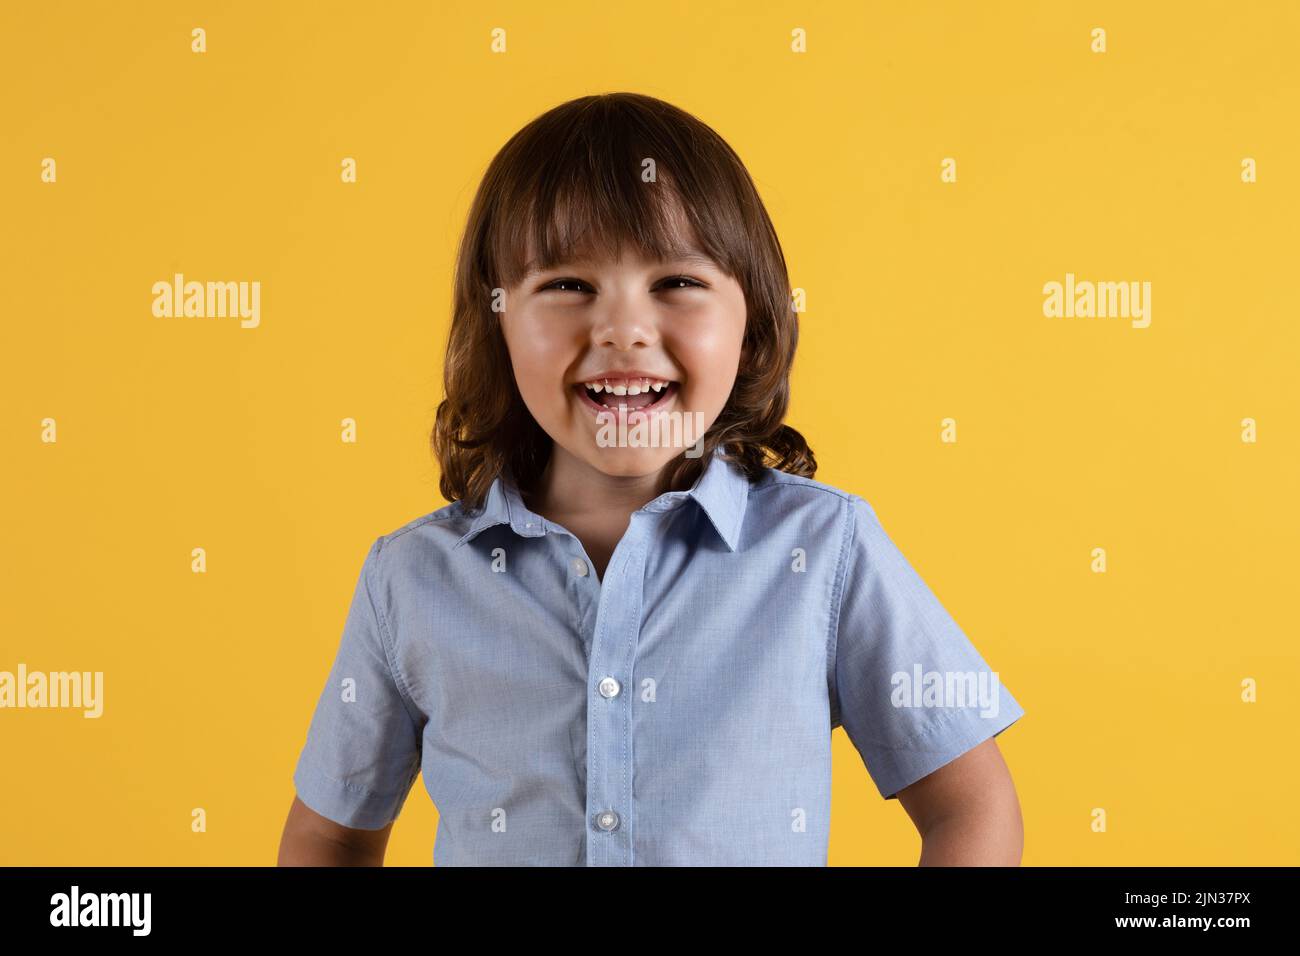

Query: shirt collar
left=452, top=450, right=750, bottom=552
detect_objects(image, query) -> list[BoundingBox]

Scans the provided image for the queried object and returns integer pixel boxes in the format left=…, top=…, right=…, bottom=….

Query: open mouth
left=572, top=380, right=679, bottom=417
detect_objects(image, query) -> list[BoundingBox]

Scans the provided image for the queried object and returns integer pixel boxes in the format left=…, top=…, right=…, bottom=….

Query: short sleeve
left=292, top=537, right=424, bottom=829
left=831, top=496, right=1025, bottom=800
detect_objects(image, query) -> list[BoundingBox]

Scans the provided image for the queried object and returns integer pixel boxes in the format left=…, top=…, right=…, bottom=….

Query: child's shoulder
left=743, top=467, right=875, bottom=538
left=371, top=499, right=476, bottom=558
left=750, top=466, right=862, bottom=509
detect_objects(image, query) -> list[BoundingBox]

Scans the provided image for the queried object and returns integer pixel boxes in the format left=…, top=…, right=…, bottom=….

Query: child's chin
left=582, top=447, right=680, bottom=477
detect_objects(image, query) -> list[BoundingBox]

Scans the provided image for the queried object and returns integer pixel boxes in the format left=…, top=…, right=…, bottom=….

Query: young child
left=279, top=92, right=1026, bottom=867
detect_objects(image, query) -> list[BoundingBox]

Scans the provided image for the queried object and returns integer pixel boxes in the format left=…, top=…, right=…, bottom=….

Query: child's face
left=501, top=241, right=747, bottom=481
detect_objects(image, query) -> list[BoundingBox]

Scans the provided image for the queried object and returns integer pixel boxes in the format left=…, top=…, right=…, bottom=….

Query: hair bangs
left=488, top=100, right=743, bottom=292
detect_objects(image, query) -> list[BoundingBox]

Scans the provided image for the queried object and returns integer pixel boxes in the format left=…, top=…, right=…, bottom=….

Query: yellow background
left=3, top=1, right=1297, bottom=866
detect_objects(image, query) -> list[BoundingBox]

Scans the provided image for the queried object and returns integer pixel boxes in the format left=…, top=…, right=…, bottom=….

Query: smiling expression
left=499, top=239, right=747, bottom=479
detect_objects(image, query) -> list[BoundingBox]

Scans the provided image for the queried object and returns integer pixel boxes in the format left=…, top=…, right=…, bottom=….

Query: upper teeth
left=582, top=378, right=672, bottom=396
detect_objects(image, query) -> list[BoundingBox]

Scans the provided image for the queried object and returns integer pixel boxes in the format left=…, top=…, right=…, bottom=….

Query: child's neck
left=521, top=450, right=682, bottom=580
left=523, top=448, right=669, bottom=525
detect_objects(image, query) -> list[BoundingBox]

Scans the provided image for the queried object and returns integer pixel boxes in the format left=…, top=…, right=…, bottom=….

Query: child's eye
left=538, top=276, right=707, bottom=294
left=539, top=277, right=593, bottom=294
left=658, top=275, right=707, bottom=291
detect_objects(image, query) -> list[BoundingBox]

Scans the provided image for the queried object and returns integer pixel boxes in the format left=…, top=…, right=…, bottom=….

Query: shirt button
left=598, top=676, right=620, bottom=698
left=571, top=558, right=588, bottom=577
left=593, top=810, right=620, bottom=832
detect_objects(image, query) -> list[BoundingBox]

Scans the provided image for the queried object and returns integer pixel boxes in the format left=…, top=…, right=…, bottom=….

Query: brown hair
left=432, top=92, right=816, bottom=508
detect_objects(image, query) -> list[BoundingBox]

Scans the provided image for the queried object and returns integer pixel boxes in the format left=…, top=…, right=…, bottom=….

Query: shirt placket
left=575, top=512, right=652, bottom=867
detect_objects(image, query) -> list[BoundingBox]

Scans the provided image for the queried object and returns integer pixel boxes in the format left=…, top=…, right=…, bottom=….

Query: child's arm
left=895, top=738, right=1023, bottom=866
left=286, top=538, right=423, bottom=865
left=277, top=796, right=394, bottom=866
left=833, top=495, right=1027, bottom=864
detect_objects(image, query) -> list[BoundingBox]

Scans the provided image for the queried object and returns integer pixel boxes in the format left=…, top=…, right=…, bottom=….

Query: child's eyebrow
left=522, top=249, right=718, bottom=278
left=668, top=251, right=721, bottom=269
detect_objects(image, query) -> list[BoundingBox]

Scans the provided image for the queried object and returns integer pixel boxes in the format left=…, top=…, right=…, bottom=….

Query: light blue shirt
left=292, top=449, right=1025, bottom=865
